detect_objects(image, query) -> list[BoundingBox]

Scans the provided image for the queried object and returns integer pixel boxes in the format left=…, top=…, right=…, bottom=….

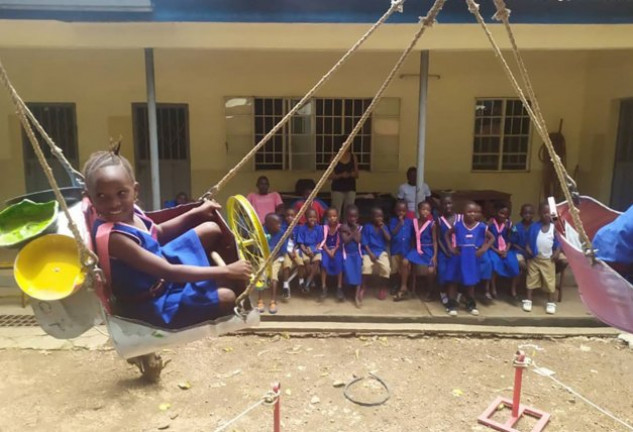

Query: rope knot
left=466, top=0, right=480, bottom=15
left=391, top=0, right=404, bottom=13
left=419, top=15, right=437, bottom=27
left=492, top=0, right=511, bottom=22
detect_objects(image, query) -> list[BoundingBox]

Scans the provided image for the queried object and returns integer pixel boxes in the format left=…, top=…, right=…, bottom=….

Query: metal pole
left=512, top=351, right=526, bottom=419
left=273, top=382, right=281, bottom=432
left=416, top=50, right=430, bottom=207
left=145, top=48, right=161, bottom=210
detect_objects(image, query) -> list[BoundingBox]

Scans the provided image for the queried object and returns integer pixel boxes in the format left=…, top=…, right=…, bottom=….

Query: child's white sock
left=299, top=278, right=305, bottom=286
left=283, top=281, right=290, bottom=289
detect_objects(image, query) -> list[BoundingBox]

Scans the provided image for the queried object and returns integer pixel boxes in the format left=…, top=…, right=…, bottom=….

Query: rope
left=0, top=58, right=100, bottom=275
left=212, top=389, right=280, bottom=432
left=530, top=359, right=633, bottom=431
left=237, top=0, right=447, bottom=306
left=344, top=373, right=391, bottom=407
left=200, top=0, right=406, bottom=201
left=465, top=0, right=594, bottom=258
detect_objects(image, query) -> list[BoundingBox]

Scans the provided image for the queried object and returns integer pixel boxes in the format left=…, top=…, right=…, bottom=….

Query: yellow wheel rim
left=226, top=195, right=271, bottom=281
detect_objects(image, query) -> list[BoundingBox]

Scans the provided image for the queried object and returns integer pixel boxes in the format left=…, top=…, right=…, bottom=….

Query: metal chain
left=237, top=0, right=447, bottom=305
left=465, top=0, right=594, bottom=257
left=200, top=0, right=407, bottom=201
left=0, top=58, right=100, bottom=274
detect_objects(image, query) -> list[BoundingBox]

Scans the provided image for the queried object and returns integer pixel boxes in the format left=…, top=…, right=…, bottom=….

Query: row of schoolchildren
left=258, top=196, right=563, bottom=317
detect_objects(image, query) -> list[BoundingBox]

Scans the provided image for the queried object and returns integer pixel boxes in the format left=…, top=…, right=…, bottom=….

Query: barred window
left=133, top=103, right=189, bottom=161
left=315, top=98, right=372, bottom=170
left=472, top=98, right=531, bottom=171
left=225, top=97, right=399, bottom=172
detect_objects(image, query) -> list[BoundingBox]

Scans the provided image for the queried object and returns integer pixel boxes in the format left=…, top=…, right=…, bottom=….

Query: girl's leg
left=320, top=268, right=328, bottom=300
left=399, top=260, right=410, bottom=293
left=256, top=289, right=264, bottom=312
left=446, top=284, right=459, bottom=316
left=355, top=284, right=363, bottom=308
left=423, top=274, right=435, bottom=302
left=510, top=275, right=519, bottom=299
left=269, top=280, right=278, bottom=314
left=336, top=272, right=344, bottom=301
left=487, top=274, right=496, bottom=300
left=465, top=286, right=479, bottom=316
left=193, top=222, right=223, bottom=254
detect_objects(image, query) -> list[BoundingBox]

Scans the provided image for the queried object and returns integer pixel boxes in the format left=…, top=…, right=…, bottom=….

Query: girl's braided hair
left=82, top=139, right=135, bottom=189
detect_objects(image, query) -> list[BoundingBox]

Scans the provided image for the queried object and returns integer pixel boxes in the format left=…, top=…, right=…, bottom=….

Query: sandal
left=268, top=300, right=278, bottom=315
left=256, top=299, right=265, bottom=313
left=393, top=290, right=409, bottom=302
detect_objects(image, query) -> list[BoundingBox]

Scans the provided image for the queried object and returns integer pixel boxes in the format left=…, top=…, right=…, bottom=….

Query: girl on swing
left=83, top=146, right=252, bottom=329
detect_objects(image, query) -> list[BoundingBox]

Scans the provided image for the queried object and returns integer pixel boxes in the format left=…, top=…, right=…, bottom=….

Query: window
left=472, top=98, right=531, bottom=171
left=22, top=103, right=78, bottom=192
left=225, top=97, right=399, bottom=172
left=315, top=98, right=372, bottom=170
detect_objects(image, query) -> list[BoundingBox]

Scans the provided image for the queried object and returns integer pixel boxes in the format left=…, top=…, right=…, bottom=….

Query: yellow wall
left=0, top=47, right=627, bottom=216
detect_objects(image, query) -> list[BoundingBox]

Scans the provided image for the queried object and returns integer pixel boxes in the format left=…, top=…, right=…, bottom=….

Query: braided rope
left=237, top=0, right=447, bottom=305
left=200, top=0, right=406, bottom=201
left=0, top=58, right=99, bottom=272
left=465, top=0, right=593, bottom=256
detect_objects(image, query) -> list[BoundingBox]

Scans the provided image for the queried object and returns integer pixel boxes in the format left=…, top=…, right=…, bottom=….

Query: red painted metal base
left=478, top=396, right=551, bottom=432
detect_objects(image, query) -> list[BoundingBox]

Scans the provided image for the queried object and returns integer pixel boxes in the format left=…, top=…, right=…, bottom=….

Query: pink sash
left=492, top=219, right=508, bottom=251
left=319, top=224, right=340, bottom=250
left=441, top=215, right=459, bottom=248
left=413, top=218, right=433, bottom=255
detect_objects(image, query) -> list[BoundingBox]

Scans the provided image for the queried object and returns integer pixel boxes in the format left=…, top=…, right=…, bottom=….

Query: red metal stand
left=273, top=382, right=281, bottom=432
left=478, top=350, right=551, bottom=432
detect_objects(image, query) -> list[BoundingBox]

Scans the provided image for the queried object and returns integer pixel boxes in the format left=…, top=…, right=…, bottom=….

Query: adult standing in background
left=247, top=175, right=284, bottom=223
left=329, top=136, right=359, bottom=217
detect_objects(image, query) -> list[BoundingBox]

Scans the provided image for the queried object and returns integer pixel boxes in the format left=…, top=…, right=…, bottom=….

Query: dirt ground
left=0, top=335, right=632, bottom=432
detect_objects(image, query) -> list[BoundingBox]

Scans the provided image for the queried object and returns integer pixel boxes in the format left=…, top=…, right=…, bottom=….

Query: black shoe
left=282, top=286, right=291, bottom=299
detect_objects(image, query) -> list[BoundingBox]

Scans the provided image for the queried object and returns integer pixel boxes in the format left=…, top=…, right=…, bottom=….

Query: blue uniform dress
left=93, top=212, right=219, bottom=329
left=297, top=224, right=324, bottom=257
left=320, top=224, right=343, bottom=276
left=454, top=220, right=489, bottom=286
left=437, top=215, right=461, bottom=285
left=489, top=220, right=520, bottom=278
left=389, top=217, right=413, bottom=259
left=342, top=226, right=363, bottom=285
left=405, top=218, right=435, bottom=266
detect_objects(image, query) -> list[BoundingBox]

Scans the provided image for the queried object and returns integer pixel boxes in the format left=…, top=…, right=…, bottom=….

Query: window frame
left=471, top=97, right=532, bottom=173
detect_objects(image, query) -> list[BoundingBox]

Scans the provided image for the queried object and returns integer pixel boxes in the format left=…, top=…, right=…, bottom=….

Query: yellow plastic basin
left=14, top=234, right=85, bottom=301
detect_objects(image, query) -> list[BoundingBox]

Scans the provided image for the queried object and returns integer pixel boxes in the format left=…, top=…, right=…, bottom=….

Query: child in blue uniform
left=524, top=203, right=561, bottom=314
left=436, top=195, right=461, bottom=306
left=593, top=204, right=633, bottom=281
left=446, top=202, right=495, bottom=316
left=281, top=207, right=305, bottom=298
left=399, top=201, right=437, bottom=301
left=262, top=213, right=287, bottom=314
left=84, top=148, right=252, bottom=329
left=475, top=204, right=493, bottom=299
left=511, top=203, right=534, bottom=272
left=389, top=200, right=413, bottom=296
left=319, top=208, right=344, bottom=301
left=340, top=205, right=363, bottom=307
left=488, top=201, right=520, bottom=301
left=362, top=207, right=392, bottom=302
left=297, top=208, right=323, bottom=293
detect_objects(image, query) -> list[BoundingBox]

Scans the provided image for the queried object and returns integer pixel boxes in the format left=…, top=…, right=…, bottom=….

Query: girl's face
left=418, top=203, right=431, bottom=219
left=395, top=202, right=407, bottom=219
left=266, top=216, right=281, bottom=235
left=256, top=178, right=270, bottom=195
left=441, top=197, right=453, bottom=215
left=346, top=209, right=359, bottom=225
left=495, top=207, right=509, bottom=223
left=284, top=209, right=296, bottom=225
left=326, top=210, right=338, bottom=226
left=463, top=204, right=477, bottom=224
left=88, top=165, right=138, bottom=223
left=306, top=210, right=318, bottom=227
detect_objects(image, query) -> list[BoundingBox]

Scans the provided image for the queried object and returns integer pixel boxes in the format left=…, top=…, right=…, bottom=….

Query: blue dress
left=405, top=219, right=435, bottom=266
left=488, top=220, right=520, bottom=278
left=320, top=225, right=343, bottom=276
left=93, top=213, right=219, bottom=329
left=342, top=226, right=363, bottom=286
left=437, top=215, right=461, bottom=285
left=361, top=223, right=388, bottom=256
left=297, top=224, right=324, bottom=257
left=454, top=220, right=489, bottom=286
left=389, top=217, right=413, bottom=258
